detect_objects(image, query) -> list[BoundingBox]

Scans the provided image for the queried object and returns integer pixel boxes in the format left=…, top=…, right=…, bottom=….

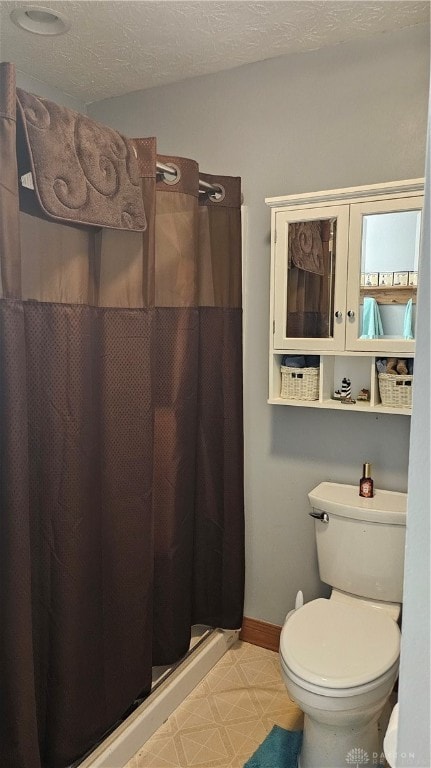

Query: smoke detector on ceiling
left=10, top=5, right=71, bottom=35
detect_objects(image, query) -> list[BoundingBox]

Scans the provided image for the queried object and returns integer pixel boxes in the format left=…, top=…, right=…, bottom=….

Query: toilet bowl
left=280, top=597, right=400, bottom=768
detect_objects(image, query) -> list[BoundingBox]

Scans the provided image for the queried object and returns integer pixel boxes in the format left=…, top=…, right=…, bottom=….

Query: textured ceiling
left=0, top=1, right=429, bottom=104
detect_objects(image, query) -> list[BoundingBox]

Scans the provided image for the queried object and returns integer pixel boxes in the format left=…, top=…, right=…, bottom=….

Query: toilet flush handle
left=309, top=511, right=329, bottom=523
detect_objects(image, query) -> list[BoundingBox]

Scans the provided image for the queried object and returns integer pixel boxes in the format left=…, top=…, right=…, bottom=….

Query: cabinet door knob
left=335, top=311, right=343, bottom=319
left=347, top=310, right=355, bottom=318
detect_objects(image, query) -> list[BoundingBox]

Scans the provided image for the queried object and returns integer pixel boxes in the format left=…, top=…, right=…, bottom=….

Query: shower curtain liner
left=0, top=63, right=244, bottom=768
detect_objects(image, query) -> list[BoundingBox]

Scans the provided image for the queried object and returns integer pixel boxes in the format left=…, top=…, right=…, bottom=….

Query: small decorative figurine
left=339, top=377, right=356, bottom=404
left=334, top=378, right=358, bottom=404
left=357, top=388, right=370, bottom=401
left=341, top=378, right=351, bottom=399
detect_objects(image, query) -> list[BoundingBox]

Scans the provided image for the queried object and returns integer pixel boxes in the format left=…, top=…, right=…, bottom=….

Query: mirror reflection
left=360, top=209, right=421, bottom=339
left=286, top=218, right=336, bottom=339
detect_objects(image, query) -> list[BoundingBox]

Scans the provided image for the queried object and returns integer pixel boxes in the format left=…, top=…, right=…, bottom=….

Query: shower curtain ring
left=208, top=183, right=226, bottom=203
left=161, top=162, right=181, bottom=185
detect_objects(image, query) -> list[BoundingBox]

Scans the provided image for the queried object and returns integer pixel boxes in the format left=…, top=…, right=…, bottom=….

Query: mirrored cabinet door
left=346, top=196, right=422, bottom=352
left=273, top=205, right=349, bottom=350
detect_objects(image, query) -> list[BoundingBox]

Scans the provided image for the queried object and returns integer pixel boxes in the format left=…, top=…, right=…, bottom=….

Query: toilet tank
left=308, top=482, right=407, bottom=603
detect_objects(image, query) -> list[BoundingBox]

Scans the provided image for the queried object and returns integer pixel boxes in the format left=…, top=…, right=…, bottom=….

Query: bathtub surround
left=0, top=64, right=244, bottom=768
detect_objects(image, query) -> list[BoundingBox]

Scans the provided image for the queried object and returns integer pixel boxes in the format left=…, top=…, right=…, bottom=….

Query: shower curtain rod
left=156, top=160, right=219, bottom=195
left=21, top=164, right=220, bottom=197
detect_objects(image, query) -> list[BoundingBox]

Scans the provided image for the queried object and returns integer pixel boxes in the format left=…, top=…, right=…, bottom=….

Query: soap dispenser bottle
left=359, top=462, right=374, bottom=498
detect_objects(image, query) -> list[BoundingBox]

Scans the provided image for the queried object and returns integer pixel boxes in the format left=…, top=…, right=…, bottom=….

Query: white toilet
left=279, top=482, right=407, bottom=768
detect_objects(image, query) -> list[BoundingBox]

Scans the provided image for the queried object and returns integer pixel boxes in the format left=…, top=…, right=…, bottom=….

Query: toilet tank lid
left=308, top=482, right=407, bottom=524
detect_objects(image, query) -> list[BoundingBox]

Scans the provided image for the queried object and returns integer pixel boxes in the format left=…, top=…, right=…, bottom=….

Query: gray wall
left=90, top=24, right=430, bottom=625
left=16, top=69, right=86, bottom=112
left=397, top=85, right=430, bottom=768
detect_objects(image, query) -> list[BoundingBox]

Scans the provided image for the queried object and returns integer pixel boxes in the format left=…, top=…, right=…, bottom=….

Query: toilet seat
left=280, top=652, right=399, bottom=699
left=280, top=598, right=400, bottom=690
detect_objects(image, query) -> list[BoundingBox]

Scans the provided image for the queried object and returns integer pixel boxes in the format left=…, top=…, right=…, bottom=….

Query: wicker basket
left=281, top=366, right=320, bottom=401
left=378, top=373, right=413, bottom=408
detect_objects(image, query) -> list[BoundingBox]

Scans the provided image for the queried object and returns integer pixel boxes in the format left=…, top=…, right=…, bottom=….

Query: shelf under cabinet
left=269, top=353, right=413, bottom=416
left=268, top=396, right=411, bottom=416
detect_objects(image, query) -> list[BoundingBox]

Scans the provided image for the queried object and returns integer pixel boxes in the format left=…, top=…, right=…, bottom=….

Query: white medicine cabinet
left=266, top=179, right=424, bottom=414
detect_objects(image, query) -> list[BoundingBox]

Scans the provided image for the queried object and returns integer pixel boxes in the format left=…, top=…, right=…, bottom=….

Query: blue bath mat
left=244, top=725, right=302, bottom=768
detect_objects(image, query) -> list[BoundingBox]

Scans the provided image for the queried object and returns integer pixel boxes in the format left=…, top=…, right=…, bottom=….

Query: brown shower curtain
left=0, top=63, right=244, bottom=768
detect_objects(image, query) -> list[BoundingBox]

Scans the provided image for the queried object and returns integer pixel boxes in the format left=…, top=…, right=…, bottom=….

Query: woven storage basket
left=378, top=373, right=413, bottom=408
left=281, top=366, right=319, bottom=401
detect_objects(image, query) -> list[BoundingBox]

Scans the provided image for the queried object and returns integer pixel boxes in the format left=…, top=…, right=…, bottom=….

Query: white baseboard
left=79, top=628, right=239, bottom=768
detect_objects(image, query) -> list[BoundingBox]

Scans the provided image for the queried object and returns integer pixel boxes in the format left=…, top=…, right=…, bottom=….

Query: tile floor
left=125, top=640, right=303, bottom=768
